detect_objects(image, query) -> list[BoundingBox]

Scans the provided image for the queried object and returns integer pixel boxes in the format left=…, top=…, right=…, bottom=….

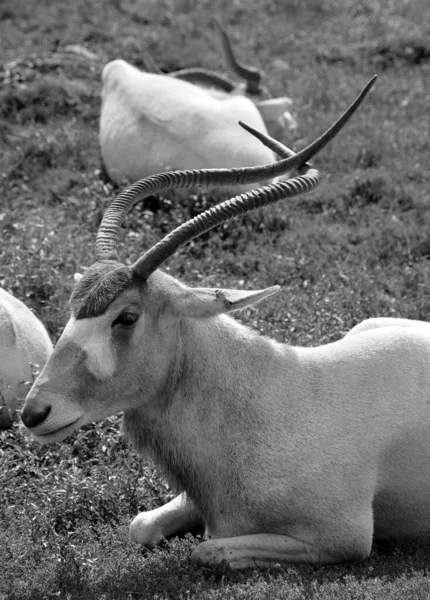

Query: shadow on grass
left=91, top=538, right=430, bottom=600
left=2, top=492, right=429, bottom=600
left=5, top=528, right=428, bottom=600
left=0, top=75, right=93, bottom=123
left=316, top=37, right=430, bottom=70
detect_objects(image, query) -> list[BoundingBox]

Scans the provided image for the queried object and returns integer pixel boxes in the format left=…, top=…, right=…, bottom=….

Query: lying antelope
left=142, top=19, right=297, bottom=138
left=22, top=78, right=430, bottom=570
left=99, top=20, right=296, bottom=189
left=346, top=317, right=430, bottom=337
left=0, top=288, right=52, bottom=429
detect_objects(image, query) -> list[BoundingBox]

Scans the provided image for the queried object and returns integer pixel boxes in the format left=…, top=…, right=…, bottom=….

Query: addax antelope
left=100, top=20, right=295, bottom=190
left=23, top=78, right=429, bottom=571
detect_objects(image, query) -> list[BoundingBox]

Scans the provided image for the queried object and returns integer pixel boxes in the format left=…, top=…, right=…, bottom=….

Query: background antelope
left=141, top=19, right=297, bottom=138
left=99, top=20, right=295, bottom=189
left=21, top=80, right=429, bottom=571
left=0, top=288, right=52, bottom=429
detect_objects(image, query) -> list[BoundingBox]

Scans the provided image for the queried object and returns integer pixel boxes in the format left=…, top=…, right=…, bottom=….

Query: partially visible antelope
left=346, top=317, right=430, bottom=337
left=0, top=288, right=52, bottom=429
left=143, top=19, right=297, bottom=138
left=99, top=20, right=296, bottom=189
left=22, top=79, right=430, bottom=571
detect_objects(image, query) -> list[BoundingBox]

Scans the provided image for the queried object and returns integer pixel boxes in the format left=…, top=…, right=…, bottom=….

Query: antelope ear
left=173, top=285, right=280, bottom=318
left=256, top=97, right=293, bottom=121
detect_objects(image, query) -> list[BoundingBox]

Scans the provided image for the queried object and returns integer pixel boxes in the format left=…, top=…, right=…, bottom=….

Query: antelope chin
left=28, top=416, right=84, bottom=445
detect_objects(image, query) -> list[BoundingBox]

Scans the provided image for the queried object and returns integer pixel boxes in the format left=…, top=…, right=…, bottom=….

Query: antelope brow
left=70, top=263, right=135, bottom=320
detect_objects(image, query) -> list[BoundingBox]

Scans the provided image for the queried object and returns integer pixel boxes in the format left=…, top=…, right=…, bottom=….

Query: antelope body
left=100, top=61, right=282, bottom=190
left=0, top=288, right=52, bottom=429
left=346, top=316, right=430, bottom=337
left=100, top=21, right=295, bottom=189
left=23, top=80, right=427, bottom=570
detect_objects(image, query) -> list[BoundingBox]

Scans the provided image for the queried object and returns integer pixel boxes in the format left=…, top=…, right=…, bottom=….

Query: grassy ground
left=1, top=0, right=430, bottom=598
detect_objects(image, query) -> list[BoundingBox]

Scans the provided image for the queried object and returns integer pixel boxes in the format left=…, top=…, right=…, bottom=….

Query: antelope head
left=21, top=78, right=376, bottom=444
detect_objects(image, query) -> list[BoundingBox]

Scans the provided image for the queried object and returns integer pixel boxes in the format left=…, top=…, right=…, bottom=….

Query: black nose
left=21, top=404, right=51, bottom=429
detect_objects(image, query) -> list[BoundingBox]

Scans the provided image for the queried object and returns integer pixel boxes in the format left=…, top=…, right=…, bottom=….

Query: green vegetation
left=1, top=0, right=429, bottom=598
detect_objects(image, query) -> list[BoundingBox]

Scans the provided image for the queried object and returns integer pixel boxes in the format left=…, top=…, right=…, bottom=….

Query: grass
left=1, top=0, right=430, bottom=597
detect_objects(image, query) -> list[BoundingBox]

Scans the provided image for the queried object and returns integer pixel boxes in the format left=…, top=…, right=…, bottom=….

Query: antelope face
left=21, top=267, right=176, bottom=444
left=20, top=265, right=281, bottom=445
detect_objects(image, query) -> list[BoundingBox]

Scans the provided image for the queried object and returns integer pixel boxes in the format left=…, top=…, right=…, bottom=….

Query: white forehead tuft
left=63, top=315, right=116, bottom=379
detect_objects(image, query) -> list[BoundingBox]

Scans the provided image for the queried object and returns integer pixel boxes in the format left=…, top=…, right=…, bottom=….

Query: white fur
left=346, top=317, right=430, bottom=337
left=99, top=60, right=294, bottom=191
left=62, top=316, right=116, bottom=380
left=21, top=272, right=430, bottom=568
left=0, top=288, right=52, bottom=428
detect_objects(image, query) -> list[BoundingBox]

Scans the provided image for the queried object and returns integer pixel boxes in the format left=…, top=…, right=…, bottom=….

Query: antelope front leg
left=191, top=533, right=367, bottom=569
left=129, top=492, right=202, bottom=547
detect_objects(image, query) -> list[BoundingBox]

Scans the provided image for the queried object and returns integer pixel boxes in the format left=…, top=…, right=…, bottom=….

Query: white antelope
left=141, top=19, right=297, bottom=138
left=346, top=317, right=430, bottom=337
left=0, top=288, right=52, bottom=429
left=22, top=78, right=430, bottom=571
left=99, top=20, right=296, bottom=190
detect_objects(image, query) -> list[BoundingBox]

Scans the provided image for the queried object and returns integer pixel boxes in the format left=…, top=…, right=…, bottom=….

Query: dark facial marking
left=70, top=261, right=136, bottom=319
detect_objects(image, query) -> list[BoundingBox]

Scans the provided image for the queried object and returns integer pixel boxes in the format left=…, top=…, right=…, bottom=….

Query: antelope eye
left=112, top=312, right=139, bottom=328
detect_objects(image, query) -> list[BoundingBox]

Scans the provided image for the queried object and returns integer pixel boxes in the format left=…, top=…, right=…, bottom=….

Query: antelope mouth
left=30, top=416, right=83, bottom=444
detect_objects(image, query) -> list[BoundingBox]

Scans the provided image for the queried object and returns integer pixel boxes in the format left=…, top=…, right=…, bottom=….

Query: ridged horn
left=140, top=48, right=163, bottom=74
left=132, top=167, right=321, bottom=279
left=170, top=68, right=236, bottom=92
left=212, top=18, right=262, bottom=94
left=239, top=121, right=298, bottom=161
left=141, top=49, right=242, bottom=92
left=95, top=76, right=376, bottom=264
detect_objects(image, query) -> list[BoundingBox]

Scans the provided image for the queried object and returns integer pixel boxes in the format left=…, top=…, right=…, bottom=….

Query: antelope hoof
left=191, top=540, right=230, bottom=567
left=129, top=512, right=164, bottom=548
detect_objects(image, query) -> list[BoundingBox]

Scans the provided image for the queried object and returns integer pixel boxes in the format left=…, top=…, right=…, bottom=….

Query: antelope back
left=100, top=60, right=276, bottom=188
